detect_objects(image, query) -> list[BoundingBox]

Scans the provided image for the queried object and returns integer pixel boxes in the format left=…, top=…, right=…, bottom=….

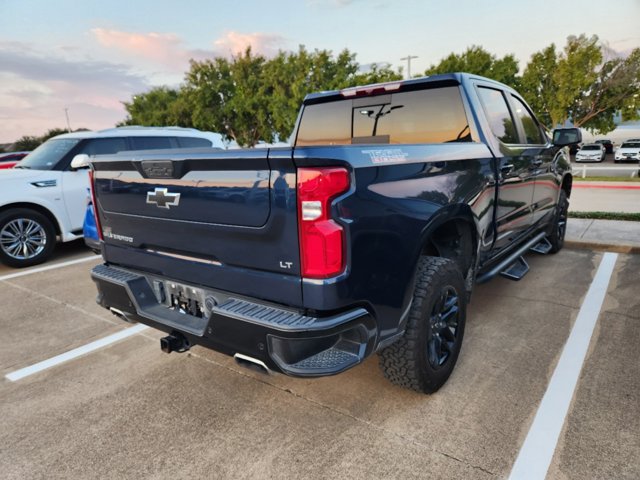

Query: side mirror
left=552, top=128, right=582, bottom=147
left=70, top=154, right=90, bottom=170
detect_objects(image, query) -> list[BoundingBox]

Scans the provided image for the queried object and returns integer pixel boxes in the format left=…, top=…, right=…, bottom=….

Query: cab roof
left=303, top=72, right=514, bottom=104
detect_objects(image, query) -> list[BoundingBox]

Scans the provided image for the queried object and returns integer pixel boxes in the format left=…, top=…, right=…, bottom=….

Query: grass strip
left=573, top=176, right=640, bottom=182
left=569, top=211, right=640, bottom=222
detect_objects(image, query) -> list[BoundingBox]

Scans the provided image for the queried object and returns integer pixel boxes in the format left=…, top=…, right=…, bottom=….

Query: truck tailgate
left=92, top=148, right=302, bottom=305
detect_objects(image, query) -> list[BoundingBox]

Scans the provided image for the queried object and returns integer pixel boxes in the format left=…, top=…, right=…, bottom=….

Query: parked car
left=594, top=139, right=614, bottom=154
left=0, top=151, right=30, bottom=169
left=88, top=73, right=579, bottom=393
left=575, top=143, right=605, bottom=162
left=569, top=143, right=582, bottom=155
left=614, top=140, right=640, bottom=163
left=0, top=127, right=224, bottom=267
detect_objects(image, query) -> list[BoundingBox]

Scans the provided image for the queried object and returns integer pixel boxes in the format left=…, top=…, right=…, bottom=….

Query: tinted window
left=511, top=95, right=545, bottom=144
left=177, top=137, right=212, bottom=148
left=296, top=101, right=351, bottom=146
left=80, top=137, right=128, bottom=155
left=477, top=87, right=519, bottom=144
left=17, top=138, right=81, bottom=170
left=621, top=142, right=640, bottom=148
left=130, top=136, right=173, bottom=150
left=581, top=145, right=600, bottom=151
left=296, top=86, right=471, bottom=146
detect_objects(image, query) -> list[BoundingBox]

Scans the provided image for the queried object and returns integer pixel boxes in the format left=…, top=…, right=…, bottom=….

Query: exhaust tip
left=234, top=353, right=271, bottom=375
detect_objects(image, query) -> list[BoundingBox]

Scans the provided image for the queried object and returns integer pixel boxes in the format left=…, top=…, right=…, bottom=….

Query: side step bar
left=476, top=231, right=546, bottom=284
left=530, top=237, right=552, bottom=255
left=500, top=256, right=529, bottom=281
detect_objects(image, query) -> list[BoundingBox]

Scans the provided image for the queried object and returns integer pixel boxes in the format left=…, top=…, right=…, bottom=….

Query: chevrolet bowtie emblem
left=146, top=188, right=181, bottom=209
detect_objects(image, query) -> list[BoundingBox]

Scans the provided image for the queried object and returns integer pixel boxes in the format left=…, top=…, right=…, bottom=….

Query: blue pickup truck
left=88, top=73, right=581, bottom=393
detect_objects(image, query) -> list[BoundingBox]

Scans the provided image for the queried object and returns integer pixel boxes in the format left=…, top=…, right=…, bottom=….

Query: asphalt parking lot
left=1, top=243, right=638, bottom=479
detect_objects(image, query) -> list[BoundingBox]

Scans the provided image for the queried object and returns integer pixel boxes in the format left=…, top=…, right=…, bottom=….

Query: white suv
left=0, top=127, right=224, bottom=267
left=614, top=140, right=640, bottom=163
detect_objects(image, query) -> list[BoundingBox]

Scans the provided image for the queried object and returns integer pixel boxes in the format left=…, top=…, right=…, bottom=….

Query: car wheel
left=0, top=209, right=57, bottom=268
left=379, top=256, right=466, bottom=393
left=549, top=190, right=569, bottom=254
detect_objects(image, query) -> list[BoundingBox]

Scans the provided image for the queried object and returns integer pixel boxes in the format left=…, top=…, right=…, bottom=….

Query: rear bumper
left=91, top=264, right=377, bottom=377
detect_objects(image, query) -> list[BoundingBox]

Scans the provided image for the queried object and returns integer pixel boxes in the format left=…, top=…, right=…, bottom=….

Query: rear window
left=130, top=136, right=174, bottom=150
left=296, top=86, right=471, bottom=146
left=177, top=137, right=212, bottom=148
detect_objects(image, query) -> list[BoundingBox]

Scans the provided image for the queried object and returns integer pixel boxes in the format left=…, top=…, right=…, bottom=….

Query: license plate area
left=158, top=280, right=207, bottom=318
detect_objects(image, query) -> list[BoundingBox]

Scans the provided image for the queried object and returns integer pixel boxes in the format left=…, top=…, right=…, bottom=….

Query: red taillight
left=297, top=167, right=350, bottom=279
left=88, top=170, right=103, bottom=240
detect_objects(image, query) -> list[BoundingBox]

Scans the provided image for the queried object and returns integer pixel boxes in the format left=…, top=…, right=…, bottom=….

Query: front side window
left=477, top=87, right=519, bottom=144
left=17, top=138, right=81, bottom=170
left=511, top=96, right=545, bottom=144
left=296, top=86, right=471, bottom=146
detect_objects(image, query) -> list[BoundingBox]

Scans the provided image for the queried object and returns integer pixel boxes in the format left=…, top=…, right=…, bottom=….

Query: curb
left=565, top=239, right=640, bottom=254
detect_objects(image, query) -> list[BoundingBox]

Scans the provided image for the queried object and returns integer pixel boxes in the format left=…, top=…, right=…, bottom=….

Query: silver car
left=575, top=143, right=605, bottom=162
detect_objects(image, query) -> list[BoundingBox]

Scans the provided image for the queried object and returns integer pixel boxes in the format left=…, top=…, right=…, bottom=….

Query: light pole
left=64, top=108, right=72, bottom=132
left=400, top=55, right=419, bottom=79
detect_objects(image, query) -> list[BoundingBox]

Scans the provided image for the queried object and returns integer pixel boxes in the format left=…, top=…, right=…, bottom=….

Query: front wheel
left=0, top=209, right=57, bottom=268
left=548, top=190, right=569, bottom=254
left=379, top=257, right=467, bottom=393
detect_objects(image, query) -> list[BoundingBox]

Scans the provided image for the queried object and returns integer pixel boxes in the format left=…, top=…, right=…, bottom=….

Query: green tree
left=261, top=47, right=361, bottom=142
left=14, top=136, right=42, bottom=151
left=184, top=48, right=272, bottom=147
left=424, top=45, right=520, bottom=89
left=520, top=34, right=640, bottom=132
left=41, top=127, right=72, bottom=141
left=119, top=87, right=190, bottom=127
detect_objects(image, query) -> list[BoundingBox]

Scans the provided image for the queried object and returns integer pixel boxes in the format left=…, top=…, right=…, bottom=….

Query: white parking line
left=5, top=323, right=150, bottom=382
left=0, top=255, right=98, bottom=282
left=508, top=252, right=618, bottom=480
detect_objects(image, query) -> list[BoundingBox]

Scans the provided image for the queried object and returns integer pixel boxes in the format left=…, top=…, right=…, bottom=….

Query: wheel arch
left=418, top=204, right=478, bottom=285
left=0, top=202, right=63, bottom=236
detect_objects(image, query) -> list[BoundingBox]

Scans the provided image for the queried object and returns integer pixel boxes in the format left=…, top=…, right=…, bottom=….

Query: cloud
left=213, top=31, right=286, bottom=57
left=92, top=28, right=210, bottom=71
left=0, top=41, right=150, bottom=142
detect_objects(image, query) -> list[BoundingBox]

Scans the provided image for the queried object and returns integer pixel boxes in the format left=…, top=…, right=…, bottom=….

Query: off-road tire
left=0, top=208, right=57, bottom=268
left=549, top=190, right=568, bottom=254
left=378, top=256, right=467, bottom=394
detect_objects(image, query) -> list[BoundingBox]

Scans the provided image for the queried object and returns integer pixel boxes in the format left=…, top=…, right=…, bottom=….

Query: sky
left=1, top=0, right=639, bottom=144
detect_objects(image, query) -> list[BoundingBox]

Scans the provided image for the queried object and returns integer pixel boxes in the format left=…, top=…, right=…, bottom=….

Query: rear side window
left=130, top=136, right=174, bottom=150
left=80, top=138, right=128, bottom=155
left=477, top=87, right=519, bottom=144
left=296, top=86, right=471, bottom=146
left=177, top=137, right=212, bottom=148
left=511, top=95, right=545, bottom=144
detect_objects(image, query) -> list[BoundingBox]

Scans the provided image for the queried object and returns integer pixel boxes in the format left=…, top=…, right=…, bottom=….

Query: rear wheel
left=549, top=190, right=568, bottom=254
left=379, top=256, right=466, bottom=393
left=0, top=209, right=56, bottom=268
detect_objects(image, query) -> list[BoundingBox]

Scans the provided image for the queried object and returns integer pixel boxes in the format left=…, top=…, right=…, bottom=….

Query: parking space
left=1, top=248, right=638, bottom=479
